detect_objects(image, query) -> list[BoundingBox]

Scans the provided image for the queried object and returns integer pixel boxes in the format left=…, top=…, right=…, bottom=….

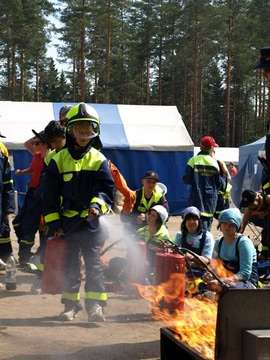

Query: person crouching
left=175, top=206, right=214, bottom=275
left=137, top=205, right=171, bottom=283
left=208, top=208, right=258, bottom=292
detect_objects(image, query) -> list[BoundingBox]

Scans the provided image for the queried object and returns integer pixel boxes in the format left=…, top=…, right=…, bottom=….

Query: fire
left=136, top=273, right=217, bottom=360
left=210, top=259, right=233, bottom=278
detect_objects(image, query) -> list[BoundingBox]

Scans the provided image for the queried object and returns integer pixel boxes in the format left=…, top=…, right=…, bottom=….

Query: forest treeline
left=1, top=0, right=270, bottom=146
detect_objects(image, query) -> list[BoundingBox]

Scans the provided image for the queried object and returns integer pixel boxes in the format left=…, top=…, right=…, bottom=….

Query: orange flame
left=136, top=273, right=217, bottom=360
left=210, top=259, right=233, bottom=278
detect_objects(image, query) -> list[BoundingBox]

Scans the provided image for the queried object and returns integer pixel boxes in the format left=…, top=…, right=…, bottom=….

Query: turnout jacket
left=183, top=151, right=221, bottom=218
left=43, top=146, right=114, bottom=234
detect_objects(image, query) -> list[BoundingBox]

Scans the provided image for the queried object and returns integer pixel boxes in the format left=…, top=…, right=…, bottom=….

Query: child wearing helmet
left=137, top=205, right=171, bottom=282
left=175, top=206, right=214, bottom=267
left=43, top=103, right=114, bottom=322
left=207, top=208, right=258, bottom=292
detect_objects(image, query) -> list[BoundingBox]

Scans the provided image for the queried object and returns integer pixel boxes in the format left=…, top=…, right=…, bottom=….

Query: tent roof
left=194, top=146, right=239, bottom=163
left=0, top=101, right=193, bottom=151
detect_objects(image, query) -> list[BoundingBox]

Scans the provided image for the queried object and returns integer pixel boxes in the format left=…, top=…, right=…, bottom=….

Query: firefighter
left=43, top=103, right=114, bottom=322
left=183, top=135, right=221, bottom=231
left=124, top=171, right=168, bottom=230
left=0, top=132, right=15, bottom=262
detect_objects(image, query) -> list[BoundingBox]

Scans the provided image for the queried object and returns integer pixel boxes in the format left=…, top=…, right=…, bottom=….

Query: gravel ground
left=0, top=215, right=267, bottom=359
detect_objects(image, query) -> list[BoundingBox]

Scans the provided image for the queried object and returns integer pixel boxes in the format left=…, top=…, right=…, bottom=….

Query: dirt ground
left=0, top=215, right=258, bottom=360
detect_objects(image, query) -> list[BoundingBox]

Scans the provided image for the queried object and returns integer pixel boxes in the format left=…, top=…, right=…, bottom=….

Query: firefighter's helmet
left=66, top=103, right=100, bottom=138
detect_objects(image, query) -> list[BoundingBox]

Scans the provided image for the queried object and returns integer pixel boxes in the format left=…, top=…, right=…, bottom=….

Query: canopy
left=231, top=137, right=265, bottom=207
left=0, top=101, right=194, bottom=214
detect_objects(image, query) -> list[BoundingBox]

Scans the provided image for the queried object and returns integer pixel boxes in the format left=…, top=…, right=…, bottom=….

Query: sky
left=46, top=10, right=69, bottom=72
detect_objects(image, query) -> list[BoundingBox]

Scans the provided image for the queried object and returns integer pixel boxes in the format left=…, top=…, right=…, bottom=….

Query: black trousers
left=62, top=222, right=107, bottom=307
left=13, top=188, right=41, bottom=263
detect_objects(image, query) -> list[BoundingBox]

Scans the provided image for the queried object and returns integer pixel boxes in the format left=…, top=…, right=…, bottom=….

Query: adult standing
left=183, top=136, right=221, bottom=231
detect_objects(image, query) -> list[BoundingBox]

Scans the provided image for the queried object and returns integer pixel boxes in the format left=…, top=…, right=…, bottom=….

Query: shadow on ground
left=4, top=340, right=160, bottom=360
left=0, top=316, right=99, bottom=329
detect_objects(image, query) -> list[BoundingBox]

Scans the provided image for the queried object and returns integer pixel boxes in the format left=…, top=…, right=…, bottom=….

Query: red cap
left=200, top=136, right=219, bottom=149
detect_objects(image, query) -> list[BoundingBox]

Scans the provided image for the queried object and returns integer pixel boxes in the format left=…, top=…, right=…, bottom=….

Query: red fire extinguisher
left=42, top=236, right=67, bottom=294
left=155, top=251, right=185, bottom=311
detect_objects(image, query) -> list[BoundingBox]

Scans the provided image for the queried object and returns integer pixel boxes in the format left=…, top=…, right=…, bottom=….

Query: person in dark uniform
left=0, top=131, right=15, bottom=262
left=43, top=103, right=114, bottom=322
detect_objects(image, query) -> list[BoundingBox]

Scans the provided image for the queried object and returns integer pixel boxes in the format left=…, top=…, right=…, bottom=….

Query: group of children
left=137, top=204, right=258, bottom=291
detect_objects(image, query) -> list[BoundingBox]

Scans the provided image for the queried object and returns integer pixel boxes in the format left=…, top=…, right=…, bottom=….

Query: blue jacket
left=183, top=151, right=221, bottom=217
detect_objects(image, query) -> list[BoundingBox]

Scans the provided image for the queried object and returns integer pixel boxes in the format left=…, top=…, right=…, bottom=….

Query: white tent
left=0, top=101, right=194, bottom=214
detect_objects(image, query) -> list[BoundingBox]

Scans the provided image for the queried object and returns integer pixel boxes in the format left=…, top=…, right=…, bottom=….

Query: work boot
left=59, top=303, right=82, bottom=321
left=87, top=303, right=105, bottom=322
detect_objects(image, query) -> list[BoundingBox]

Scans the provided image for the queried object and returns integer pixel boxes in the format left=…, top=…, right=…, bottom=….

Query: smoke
left=99, top=214, right=147, bottom=283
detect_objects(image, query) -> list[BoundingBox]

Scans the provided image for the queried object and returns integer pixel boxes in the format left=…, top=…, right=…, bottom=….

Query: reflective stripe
left=188, top=154, right=219, bottom=175
left=21, top=240, right=35, bottom=245
left=200, top=212, right=213, bottom=217
left=62, top=209, right=88, bottom=218
left=90, top=197, right=109, bottom=214
left=0, top=237, right=11, bottom=244
left=263, top=182, right=270, bottom=190
left=36, top=263, right=44, bottom=272
left=85, top=291, right=108, bottom=301
left=62, top=292, right=80, bottom=301
left=27, top=263, right=44, bottom=272
left=3, top=179, right=13, bottom=185
left=44, top=212, right=60, bottom=223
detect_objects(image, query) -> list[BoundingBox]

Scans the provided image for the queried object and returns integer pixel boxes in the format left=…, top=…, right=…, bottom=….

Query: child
left=43, top=103, right=114, bottom=322
left=208, top=208, right=258, bottom=291
left=137, top=205, right=171, bottom=281
left=175, top=206, right=214, bottom=266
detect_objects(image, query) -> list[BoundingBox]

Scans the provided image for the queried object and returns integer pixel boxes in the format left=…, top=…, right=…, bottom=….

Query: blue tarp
left=231, top=137, right=265, bottom=207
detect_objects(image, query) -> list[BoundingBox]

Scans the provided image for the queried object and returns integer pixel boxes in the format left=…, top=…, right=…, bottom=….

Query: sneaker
left=87, top=303, right=105, bottom=322
left=59, top=304, right=82, bottom=321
